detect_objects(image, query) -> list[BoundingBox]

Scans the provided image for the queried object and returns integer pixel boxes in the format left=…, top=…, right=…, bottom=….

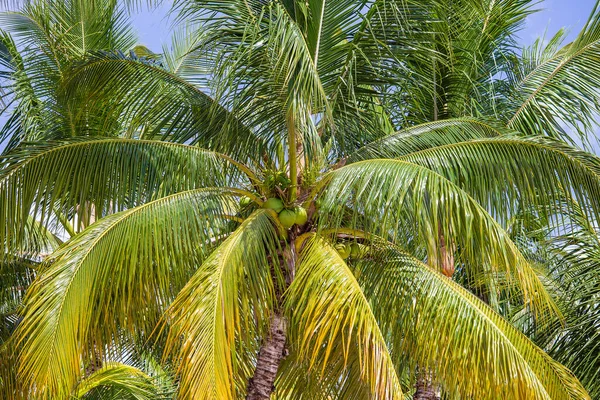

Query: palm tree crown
left=1, top=0, right=600, bottom=399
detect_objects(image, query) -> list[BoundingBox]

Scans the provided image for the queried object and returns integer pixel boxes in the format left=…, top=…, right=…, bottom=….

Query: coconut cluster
left=264, top=198, right=308, bottom=229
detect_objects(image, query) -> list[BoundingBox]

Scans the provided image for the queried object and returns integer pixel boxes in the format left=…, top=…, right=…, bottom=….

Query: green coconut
left=359, top=245, right=371, bottom=258
left=278, top=209, right=297, bottom=229
left=335, top=243, right=350, bottom=259
left=349, top=243, right=361, bottom=258
left=264, top=197, right=284, bottom=213
left=294, top=206, right=308, bottom=226
left=239, top=196, right=252, bottom=208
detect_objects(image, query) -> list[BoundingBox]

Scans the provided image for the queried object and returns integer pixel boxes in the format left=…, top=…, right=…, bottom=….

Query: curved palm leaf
left=0, top=138, right=251, bottom=258
left=521, top=201, right=600, bottom=399
left=316, top=159, right=559, bottom=319
left=506, top=2, right=600, bottom=141
left=208, top=2, right=329, bottom=162
left=0, top=0, right=139, bottom=146
left=60, top=51, right=264, bottom=161
left=15, top=187, right=241, bottom=397
left=285, top=235, right=404, bottom=400
left=164, top=209, right=284, bottom=400
left=73, top=362, right=157, bottom=400
left=350, top=118, right=505, bottom=161
left=0, top=29, right=44, bottom=153
left=353, top=245, right=590, bottom=400
left=2, top=1, right=600, bottom=398
left=397, top=136, right=600, bottom=225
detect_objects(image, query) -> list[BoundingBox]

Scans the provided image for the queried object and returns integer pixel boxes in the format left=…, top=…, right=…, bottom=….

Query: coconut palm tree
left=2, top=0, right=600, bottom=399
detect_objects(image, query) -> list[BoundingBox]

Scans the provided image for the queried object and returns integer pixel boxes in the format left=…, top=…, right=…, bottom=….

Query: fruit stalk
left=287, top=106, right=298, bottom=202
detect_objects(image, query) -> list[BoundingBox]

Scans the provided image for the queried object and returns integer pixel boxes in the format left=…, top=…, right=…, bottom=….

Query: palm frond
left=350, top=118, right=504, bottom=161
left=316, top=159, right=559, bottom=320
left=397, top=136, right=600, bottom=226
left=162, top=23, right=206, bottom=83
left=275, top=345, right=379, bottom=400
left=353, top=245, right=590, bottom=400
left=0, top=28, right=45, bottom=152
left=285, top=235, right=404, bottom=400
left=208, top=2, right=329, bottom=163
left=15, top=187, right=240, bottom=397
left=60, top=51, right=264, bottom=161
left=0, top=258, right=35, bottom=343
left=164, top=209, right=284, bottom=400
left=73, top=362, right=157, bottom=400
left=0, top=138, right=249, bottom=258
left=377, top=0, right=533, bottom=125
left=0, top=0, right=141, bottom=147
left=522, top=201, right=600, bottom=399
left=506, top=1, right=600, bottom=142
left=1, top=0, right=137, bottom=60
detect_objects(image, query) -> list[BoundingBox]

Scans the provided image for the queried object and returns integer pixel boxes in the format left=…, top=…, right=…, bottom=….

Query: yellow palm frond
left=164, top=209, right=284, bottom=400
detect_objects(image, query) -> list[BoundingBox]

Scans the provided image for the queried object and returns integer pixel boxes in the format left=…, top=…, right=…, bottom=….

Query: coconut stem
left=287, top=106, right=298, bottom=202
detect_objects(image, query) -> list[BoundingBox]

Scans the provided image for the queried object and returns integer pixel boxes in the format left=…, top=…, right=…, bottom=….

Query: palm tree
left=2, top=0, right=600, bottom=399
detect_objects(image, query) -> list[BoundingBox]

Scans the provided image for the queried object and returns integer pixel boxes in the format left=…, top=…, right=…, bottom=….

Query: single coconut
left=239, top=196, right=252, bottom=208
left=294, top=206, right=308, bottom=226
left=359, top=245, right=371, bottom=258
left=335, top=243, right=350, bottom=259
left=264, top=197, right=284, bottom=213
left=278, top=209, right=297, bottom=229
left=349, top=243, right=361, bottom=258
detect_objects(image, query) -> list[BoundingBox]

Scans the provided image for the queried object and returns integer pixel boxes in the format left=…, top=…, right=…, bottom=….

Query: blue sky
left=130, top=1, right=600, bottom=51
left=520, top=0, right=598, bottom=44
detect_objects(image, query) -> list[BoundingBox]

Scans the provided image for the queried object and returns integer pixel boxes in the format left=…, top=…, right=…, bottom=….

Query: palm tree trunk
left=246, top=313, right=287, bottom=400
left=413, top=369, right=440, bottom=400
left=246, top=238, right=297, bottom=399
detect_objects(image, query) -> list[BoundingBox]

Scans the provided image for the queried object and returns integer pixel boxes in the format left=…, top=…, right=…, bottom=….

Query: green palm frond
left=73, top=362, right=157, bottom=400
left=397, top=136, right=600, bottom=225
left=353, top=245, right=589, bottom=400
left=316, top=159, right=559, bottom=319
left=15, top=187, right=241, bottom=397
left=162, top=23, right=207, bottom=82
left=506, top=1, right=600, bottom=141
left=209, top=2, right=329, bottom=161
left=164, top=209, right=284, bottom=400
left=275, top=344, right=382, bottom=400
left=518, top=201, right=600, bottom=399
left=285, top=235, right=404, bottom=400
left=2, top=1, right=600, bottom=399
left=1, top=0, right=136, bottom=61
left=0, top=258, right=35, bottom=343
left=60, top=52, right=264, bottom=160
left=0, top=28, right=45, bottom=152
left=0, top=0, right=140, bottom=147
left=350, top=118, right=505, bottom=161
left=300, top=0, right=399, bottom=153
left=0, top=338, right=25, bottom=399
left=378, top=0, right=533, bottom=125
left=0, top=138, right=251, bottom=258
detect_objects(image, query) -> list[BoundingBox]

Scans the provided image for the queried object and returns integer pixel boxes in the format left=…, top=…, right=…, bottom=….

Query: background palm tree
left=1, top=0, right=600, bottom=399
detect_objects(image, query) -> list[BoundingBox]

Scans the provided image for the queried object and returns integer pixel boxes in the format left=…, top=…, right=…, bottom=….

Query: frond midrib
left=351, top=118, right=505, bottom=159
left=397, top=137, right=600, bottom=182
left=0, top=138, right=253, bottom=183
